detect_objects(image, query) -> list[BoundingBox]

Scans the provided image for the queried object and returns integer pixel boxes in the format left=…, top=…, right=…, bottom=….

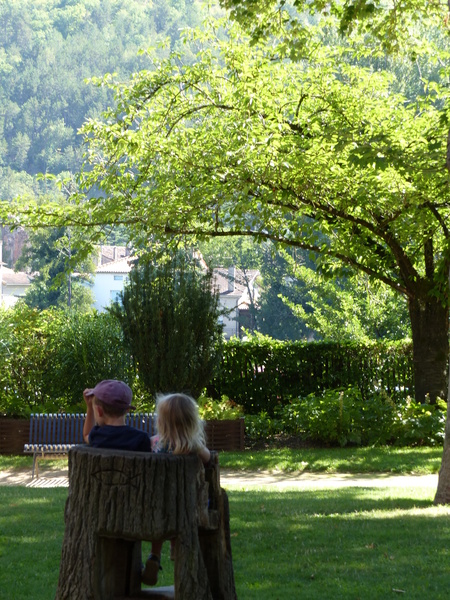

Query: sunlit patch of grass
left=0, top=455, right=34, bottom=470
left=0, top=487, right=67, bottom=600
left=0, top=455, right=68, bottom=472
left=219, top=446, right=443, bottom=474
left=1, top=446, right=443, bottom=476
left=229, top=486, right=450, bottom=599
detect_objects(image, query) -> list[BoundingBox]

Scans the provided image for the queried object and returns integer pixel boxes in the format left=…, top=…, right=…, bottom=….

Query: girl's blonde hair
left=155, top=393, right=206, bottom=454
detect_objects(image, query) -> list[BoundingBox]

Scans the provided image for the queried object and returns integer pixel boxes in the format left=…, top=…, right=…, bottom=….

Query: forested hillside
left=0, top=0, right=205, bottom=199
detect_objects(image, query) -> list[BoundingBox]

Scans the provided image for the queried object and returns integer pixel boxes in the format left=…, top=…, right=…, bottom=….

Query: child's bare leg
left=151, top=540, right=163, bottom=557
left=142, top=540, right=164, bottom=586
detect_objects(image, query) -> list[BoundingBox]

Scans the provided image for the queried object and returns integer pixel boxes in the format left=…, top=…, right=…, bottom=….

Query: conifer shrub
left=110, top=253, right=224, bottom=399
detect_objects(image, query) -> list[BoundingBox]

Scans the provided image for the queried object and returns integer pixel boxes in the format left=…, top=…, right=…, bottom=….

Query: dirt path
left=0, top=465, right=439, bottom=490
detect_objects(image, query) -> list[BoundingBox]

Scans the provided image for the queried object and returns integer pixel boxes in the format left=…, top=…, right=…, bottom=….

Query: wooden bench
left=24, top=413, right=155, bottom=479
left=55, top=447, right=237, bottom=600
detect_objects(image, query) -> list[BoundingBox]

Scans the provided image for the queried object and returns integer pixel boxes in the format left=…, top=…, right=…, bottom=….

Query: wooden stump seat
left=55, top=446, right=237, bottom=600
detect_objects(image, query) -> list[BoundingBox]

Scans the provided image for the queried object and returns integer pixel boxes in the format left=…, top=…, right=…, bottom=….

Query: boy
left=83, top=379, right=151, bottom=452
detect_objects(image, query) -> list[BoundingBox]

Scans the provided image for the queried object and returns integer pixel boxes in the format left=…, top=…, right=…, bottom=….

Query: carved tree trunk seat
left=55, top=446, right=236, bottom=600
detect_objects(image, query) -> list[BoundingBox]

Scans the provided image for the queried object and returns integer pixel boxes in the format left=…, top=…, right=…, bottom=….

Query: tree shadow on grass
left=229, top=486, right=435, bottom=515
left=229, top=488, right=450, bottom=600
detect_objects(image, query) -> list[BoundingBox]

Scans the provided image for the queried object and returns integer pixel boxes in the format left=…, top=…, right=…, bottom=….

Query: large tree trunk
left=411, top=291, right=450, bottom=504
left=55, top=446, right=237, bottom=600
left=434, top=394, right=450, bottom=504
left=434, top=132, right=450, bottom=504
left=434, top=304, right=450, bottom=505
left=408, top=295, right=449, bottom=403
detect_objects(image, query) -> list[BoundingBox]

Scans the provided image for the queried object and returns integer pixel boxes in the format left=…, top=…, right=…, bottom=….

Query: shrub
left=110, top=253, right=224, bottom=399
left=197, top=394, right=244, bottom=420
left=391, top=396, right=446, bottom=446
left=244, top=411, right=285, bottom=440
left=282, top=387, right=397, bottom=447
left=245, top=387, right=445, bottom=447
left=0, top=306, right=132, bottom=416
left=0, top=304, right=61, bottom=416
left=46, top=310, right=132, bottom=410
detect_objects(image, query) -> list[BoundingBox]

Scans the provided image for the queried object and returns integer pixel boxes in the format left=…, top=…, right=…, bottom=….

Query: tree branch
left=161, top=225, right=412, bottom=297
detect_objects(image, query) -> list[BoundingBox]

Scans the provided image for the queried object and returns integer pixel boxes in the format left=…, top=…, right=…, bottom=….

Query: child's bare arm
left=198, top=446, right=211, bottom=465
left=83, top=390, right=95, bottom=444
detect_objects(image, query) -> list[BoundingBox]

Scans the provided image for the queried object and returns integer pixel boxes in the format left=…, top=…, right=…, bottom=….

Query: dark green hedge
left=209, top=338, right=414, bottom=414
left=0, top=305, right=414, bottom=418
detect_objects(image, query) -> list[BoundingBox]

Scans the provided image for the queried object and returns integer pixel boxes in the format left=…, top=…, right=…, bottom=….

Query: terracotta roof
left=0, top=265, right=32, bottom=286
left=95, top=257, right=134, bottom=274
left=98, top=245, right=129, bottom=265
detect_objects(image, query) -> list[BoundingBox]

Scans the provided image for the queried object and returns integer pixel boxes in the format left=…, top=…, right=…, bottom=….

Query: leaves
left=11, top=17, right=450, bottom=305
left=8, top=16, right=450, bottom=405
left=220, top=0, right=445, bottom=55
left=110, top=252, right=224, bottom=398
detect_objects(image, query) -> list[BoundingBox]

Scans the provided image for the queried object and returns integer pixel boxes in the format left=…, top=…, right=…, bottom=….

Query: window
left=110, top=290, right=121, bottom=303
left=113, top=275, right=123, bottom=281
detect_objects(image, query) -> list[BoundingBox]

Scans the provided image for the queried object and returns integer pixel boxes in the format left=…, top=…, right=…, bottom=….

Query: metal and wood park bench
left=23, top=413, right=245, bottom=479
left=55, top=446, right=237, bottom=600
left=24, top=412, right=155, bottom=479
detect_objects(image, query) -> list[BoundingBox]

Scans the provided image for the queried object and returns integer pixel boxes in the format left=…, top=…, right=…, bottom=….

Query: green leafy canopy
left=7, top=19, right=450, bottom=304
left=219, top=0, right=447, bottom=55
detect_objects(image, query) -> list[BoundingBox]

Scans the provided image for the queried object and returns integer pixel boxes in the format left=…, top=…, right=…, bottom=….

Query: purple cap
left=85, top=380, right=135, bottom=410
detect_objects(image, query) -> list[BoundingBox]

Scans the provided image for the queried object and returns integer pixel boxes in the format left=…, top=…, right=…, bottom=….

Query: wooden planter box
left=0, top=416, right=245, bottom=455
left=205, top=417, right=245, bottom=452
left=0, top=417, right=30, bottom=455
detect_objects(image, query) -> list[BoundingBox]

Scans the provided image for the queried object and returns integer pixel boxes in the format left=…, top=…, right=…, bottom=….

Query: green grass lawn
left=0, top=445, right=444, bottom=475
left=0, top=481, right=449, bottom=599
left=230, top=485, right=450, bottom=599
left=1, top=447, right=449, bottom=599
left=220, top=446, right=444, bottom=474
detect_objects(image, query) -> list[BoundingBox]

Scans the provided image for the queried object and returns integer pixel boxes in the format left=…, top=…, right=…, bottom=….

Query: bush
left=245, top=411, right=285, bottom=440
left=0, top=304, right=61, bottom=416
left=197, top=394, right=244, bottom=420
left=210, top=336, right=414, bottom=414
left=110, top=253, right=224, bottom=399
left=46, top=310, right=132, bottom=410
left=391, top=396, right=446, bottom=446
left=283, top=387, right=397, bottom=447
left=0, top=305, right=132, bottom=416
left=245, top=387, right=445, bottom=447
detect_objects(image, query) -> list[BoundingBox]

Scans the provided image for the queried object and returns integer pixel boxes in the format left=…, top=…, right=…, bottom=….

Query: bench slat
left=25, top=413, right=154, bottom=448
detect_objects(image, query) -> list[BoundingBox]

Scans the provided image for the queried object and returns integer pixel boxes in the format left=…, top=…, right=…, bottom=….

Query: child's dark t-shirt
left=89, top=424, right=151, bottom=452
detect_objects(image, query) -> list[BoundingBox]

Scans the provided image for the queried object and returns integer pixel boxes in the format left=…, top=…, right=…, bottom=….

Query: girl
left=141, top=393, right=210, bottom=586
